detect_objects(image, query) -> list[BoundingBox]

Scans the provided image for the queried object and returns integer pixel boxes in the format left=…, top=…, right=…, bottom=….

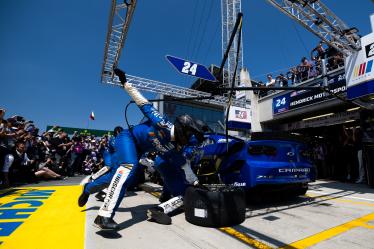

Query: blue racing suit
left=97, top=84, right=190, bottom=218
left=83, top=148, right=120, bottom=194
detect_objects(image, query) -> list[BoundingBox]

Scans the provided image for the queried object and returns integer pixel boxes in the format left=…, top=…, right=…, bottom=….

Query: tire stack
left=184, top=185, right=246, bottom=227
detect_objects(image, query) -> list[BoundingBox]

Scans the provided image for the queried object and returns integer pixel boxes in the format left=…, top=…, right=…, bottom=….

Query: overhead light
left=344, top=119, right=356, bottom=123
left=347, top=107, right=360, bottom=112
left=302, top=113, right=334, bottom=121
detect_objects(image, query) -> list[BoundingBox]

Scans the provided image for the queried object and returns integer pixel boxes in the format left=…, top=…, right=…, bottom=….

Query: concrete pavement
left=0, top=179, right=373, bottom=249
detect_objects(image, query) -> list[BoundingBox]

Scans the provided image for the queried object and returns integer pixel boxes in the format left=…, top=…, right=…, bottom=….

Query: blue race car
left=192, top=133, right=316, bottom=196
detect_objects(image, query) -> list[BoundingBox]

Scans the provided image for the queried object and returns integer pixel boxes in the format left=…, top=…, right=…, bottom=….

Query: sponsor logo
left=148, top=132, right=155, bottom=137
left=160, top=196, right=183, bottom=213
left=151, top=137, right=174, bottom=153
left=0, top=189, right=55, bottom=238
left=353, top=59, right=373, bottom=78
left=279, top=168, right=310, bottom=173
left=102, top=170, right=123, bottom=210
left=289, top=85, right=346, bottom=107
left=232, top=182, right=246, bottom=187
left=150, top=109, right=173, bottom=129
left=235, top=110, right=247, bottom=119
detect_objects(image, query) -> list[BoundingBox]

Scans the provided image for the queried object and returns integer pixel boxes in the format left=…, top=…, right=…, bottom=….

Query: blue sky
left=1, top=0, right=373, bottom=131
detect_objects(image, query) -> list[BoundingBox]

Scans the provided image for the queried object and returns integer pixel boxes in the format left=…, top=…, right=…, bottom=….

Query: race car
left=192, top=132, right=316, bottom=196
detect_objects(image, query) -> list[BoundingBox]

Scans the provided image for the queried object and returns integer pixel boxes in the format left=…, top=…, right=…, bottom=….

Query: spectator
left=311, top=56, right=322, bottom=77
left=311, top=41, right=326, bottom=61
left=266, top=74, right=276, bottom=88
left=0, top=109, right=111, bottom=188
left=298, top=57, right=312, bottom=82
left=326, top=45, right=344, bottom=70
left=276, top=73, right=288, bottom=87
left=5, top=141, right=63, bottom=184
left=286, top=67, right=299, bottom=85
left=49, top=131, right=72, bottom=174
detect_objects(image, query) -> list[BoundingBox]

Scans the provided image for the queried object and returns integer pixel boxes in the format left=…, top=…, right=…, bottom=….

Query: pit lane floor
left=0, top=179, right=373, bottom=249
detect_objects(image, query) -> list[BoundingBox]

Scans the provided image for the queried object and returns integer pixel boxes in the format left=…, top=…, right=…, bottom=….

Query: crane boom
left=101, top=0, right=137, bottom=84
left=100, top=0, right=247, bottom=108
left=104, top=74, right=247, bottom=108
left=266, top=0, right=361, bottom=56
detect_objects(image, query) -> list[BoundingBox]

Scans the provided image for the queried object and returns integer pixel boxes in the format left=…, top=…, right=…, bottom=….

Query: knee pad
left=91, top=166, right=110, bottom=180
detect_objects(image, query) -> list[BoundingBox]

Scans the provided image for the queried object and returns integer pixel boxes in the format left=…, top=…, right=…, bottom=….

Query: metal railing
left=255, top=56, right=345, bottom=98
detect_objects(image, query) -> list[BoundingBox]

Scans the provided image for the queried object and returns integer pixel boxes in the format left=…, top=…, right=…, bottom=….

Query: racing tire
left=294, top=185, right=308, bottom=196
left=184, top=185, right=246, bottom=227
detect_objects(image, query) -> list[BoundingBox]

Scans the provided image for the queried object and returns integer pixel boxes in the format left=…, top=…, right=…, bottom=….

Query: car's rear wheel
left=294, top=185, right=308, bottom=196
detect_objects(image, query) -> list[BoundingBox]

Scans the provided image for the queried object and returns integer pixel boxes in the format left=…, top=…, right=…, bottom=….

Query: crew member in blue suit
left=78, top=133, right=121, bottom=206
left=90, top=68, right=204, bottom=230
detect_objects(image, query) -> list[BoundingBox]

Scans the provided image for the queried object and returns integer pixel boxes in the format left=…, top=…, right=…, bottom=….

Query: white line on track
left=308, top=190, right=374, bottom=202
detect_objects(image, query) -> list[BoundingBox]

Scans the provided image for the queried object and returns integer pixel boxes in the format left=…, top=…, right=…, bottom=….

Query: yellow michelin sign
left=0, top=186, right=85, bottom=249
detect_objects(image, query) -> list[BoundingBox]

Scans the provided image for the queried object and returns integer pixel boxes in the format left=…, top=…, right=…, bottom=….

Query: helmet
left=113, top=126, right=124, bottom=137
left=174, top=114, right=204, bottom=146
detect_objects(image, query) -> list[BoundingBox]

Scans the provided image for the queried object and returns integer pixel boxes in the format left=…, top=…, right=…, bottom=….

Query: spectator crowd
left=256, top=41, right=345, bottom=97
left=0, top=108, right=109, bottom=188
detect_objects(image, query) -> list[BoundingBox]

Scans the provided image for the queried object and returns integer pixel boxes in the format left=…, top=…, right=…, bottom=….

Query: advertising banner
left=228, top=106, right=251, bottom=130
left=345, top=32, right=374, bottom=100
left=273, top=73, right=346, bottom=115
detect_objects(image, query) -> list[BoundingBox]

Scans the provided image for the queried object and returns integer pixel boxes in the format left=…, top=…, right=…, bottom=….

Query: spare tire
left=184, top=185, right=246, bottom=227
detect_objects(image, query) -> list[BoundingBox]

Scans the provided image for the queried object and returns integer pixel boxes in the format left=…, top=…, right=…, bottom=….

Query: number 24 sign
left=273, top=94, right=290, bottom=114
left=166, top=55, right=217, bottom=82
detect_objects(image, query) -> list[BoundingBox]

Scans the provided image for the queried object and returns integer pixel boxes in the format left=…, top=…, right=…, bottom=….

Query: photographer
left=50, top=132, right=73, bottom=175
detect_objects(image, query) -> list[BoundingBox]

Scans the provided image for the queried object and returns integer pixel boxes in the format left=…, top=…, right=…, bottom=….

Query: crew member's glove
left=113, top=68, right=127, bottom=85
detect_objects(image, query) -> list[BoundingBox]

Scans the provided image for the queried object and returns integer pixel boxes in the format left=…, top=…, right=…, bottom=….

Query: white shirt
left=266, top=79, right=275, bottom=87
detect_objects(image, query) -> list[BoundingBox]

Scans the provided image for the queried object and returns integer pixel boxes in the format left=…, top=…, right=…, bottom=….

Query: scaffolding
left=101, top=0, right=137, bottom=84
left=100, top=0, right=247, bottom=108
left=266, top=0, right=361, bottom=56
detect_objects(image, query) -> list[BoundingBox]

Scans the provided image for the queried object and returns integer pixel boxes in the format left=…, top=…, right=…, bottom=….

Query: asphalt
left=83, top=180, right=374, bottom=249
left=1, top=178, right=374, bottom=249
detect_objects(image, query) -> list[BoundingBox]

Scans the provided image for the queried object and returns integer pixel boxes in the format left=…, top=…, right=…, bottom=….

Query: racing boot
left=158, top=191, right=172, bottom=203
left=94, top=215, right=119, bottom=230
left=78, top=187, right=89, bottom=207
left=147, top=206, right=172, bottom=225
